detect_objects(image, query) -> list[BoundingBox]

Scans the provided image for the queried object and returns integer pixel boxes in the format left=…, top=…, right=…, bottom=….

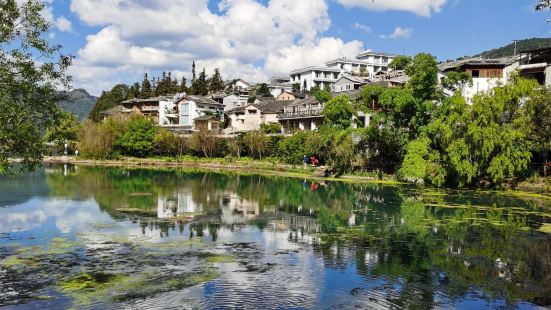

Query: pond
left=0, top=164, right=550, bottom=309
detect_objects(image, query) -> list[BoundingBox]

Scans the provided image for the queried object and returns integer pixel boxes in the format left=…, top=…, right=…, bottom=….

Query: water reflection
left=0, top=164, right=550, bottom=309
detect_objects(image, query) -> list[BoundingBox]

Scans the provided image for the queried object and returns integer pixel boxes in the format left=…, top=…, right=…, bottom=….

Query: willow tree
left=1, top=0, right=72, bottom=173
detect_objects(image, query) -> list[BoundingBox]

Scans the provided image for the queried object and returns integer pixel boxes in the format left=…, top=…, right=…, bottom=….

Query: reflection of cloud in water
left=0, top=209, right=47, bottom=233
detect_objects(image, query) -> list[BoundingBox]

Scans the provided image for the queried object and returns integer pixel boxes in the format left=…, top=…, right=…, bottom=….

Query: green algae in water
left=60, top=270, right=220, bottom=306
left=205, top=254, right=236, bottom=263
left=45, top=237, right=79, bottom=255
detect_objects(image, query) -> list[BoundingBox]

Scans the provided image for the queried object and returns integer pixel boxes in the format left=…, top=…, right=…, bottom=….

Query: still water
left=0, top=164, right=550, bottom=309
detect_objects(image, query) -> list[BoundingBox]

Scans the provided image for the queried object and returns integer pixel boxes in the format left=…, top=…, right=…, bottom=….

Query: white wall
left=223, top=94, right=240, bottom=111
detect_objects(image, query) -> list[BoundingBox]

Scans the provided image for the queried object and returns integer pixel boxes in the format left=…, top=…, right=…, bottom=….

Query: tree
left=190, top=129, right=219, bottom=157
left=208, top=68, right=224, bottom=93
left=256, top=83, right=272, bottom=98
left=292, top=83, right=301, bottom=93
left=44, top=112, right=81, bottom=150
left=140, top=73, right=152, bottom=99
left=0, top=0, right=72, bottom=173
left=406, top=53, right=439, bottom=102
left=243, top=130, right=267, bottom=159
left=441, top=71, right=472, bottom=93
left=88, top=84, right=130, bottom=122
left=526, top=87, right=551, bottom=176
left=389, top=55, right=412, bottom=71
left=536, top=0, right=551, bottom=10
left=311, top=86, right=332, bottom=103
left=323, top=95, right=356, bottom=129
left=397, top=136, right=445, bottom=186
left=116, top=115, right=157, bottom=157
left=127, top=82, right=140, bottom=99
left=178, top=76, right=188, bottom=93
left=192, top=68, right=209, bottom=96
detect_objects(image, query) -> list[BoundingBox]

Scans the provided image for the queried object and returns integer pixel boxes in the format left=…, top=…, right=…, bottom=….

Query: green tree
left=208, top=68, right=225, bottom=93
left=389, top=55, right=412, bottom=70
left=127, top=82, right=140, bottom=99
left=140, top=73, right=152, bottom=99
left=88, top=84, right=130, bottom=122
left=116, top=115, right=157, bottom=157
left=44, top=111, right=81, bottom=150
left=397, top=136, right=445, bottom=186
left=292, top=83, right=301, bottom=93
left=256, top=83, right=272, bottom=98
left=441, top=71, right=472, bottom=93
left=322, top=95, right=356, bottom=129
left=406, top=53, right=439, bottom=102
left=525, top=87, right=551, bottom=176
left=311, top=86, right=332, bottom=103
left=192, top=68, right=209, bottom=96
left=178, top=76, right=188, bottom=93
left=0, top=0, right=72, bottom=173
left=277, top=131, right=307, bottom=164
left=153, top=129, right=180, bottom=156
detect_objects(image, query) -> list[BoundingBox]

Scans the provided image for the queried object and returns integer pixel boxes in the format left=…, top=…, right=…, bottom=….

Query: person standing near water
left=303, top=155, right=309, bottom=168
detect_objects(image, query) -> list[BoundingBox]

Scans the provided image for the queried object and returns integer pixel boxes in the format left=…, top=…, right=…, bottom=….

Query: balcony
left=278, top=109, right=324, bottom=120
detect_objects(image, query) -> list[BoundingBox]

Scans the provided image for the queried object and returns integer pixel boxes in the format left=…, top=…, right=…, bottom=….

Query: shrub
left=277, top=131, right=307, bottom=164
left=190, top=130, right=219, bottom=157
left=243, top=131, right=267, bottom=159
left=260, top=123, right=281, bottom=134
left=79, top=119, right=122, bottom=158
left=153, top=129, right=179, bottom=156
left=116, top=115, right=157, bottom=157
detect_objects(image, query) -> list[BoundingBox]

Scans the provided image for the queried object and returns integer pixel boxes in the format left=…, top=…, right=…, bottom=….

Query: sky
left=40, top=0, right=551, bottom=95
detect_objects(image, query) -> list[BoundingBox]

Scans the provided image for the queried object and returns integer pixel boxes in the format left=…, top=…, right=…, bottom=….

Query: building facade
left=159, top=94, right=224, bottom=132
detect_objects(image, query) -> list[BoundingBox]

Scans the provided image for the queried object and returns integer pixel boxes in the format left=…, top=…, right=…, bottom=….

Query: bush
left=116, top=115, right=157, bottom=157
left=277, top=131, right=307, bottom=164
left=260, top=123, right=281, bottom=134
left=266, top=135, right=284, bottom=158
left=79, top=119, right=123, bottom=158
left=153, top=129, right=180, bottom=156
left=190, top=130, right=219, bottom=157
left=243, top=131, right=267, bottom=159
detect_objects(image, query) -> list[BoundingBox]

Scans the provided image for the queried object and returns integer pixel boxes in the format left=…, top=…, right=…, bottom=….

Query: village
left=97, top=47, right=551, bottom=136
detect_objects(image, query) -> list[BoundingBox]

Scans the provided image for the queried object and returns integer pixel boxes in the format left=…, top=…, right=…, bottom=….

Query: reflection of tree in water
left=44, top=165, right=551, bottom=307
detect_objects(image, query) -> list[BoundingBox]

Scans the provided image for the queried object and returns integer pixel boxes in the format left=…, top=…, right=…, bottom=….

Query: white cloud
left=55, top=16, right=73, bottom=32
left=380, top=27, right=414, bottom=39
left=68, top=0, right=364, bottom=95
left=336, top=0, right=448, bottom=17
left=353, top=22, right=372, bottom=33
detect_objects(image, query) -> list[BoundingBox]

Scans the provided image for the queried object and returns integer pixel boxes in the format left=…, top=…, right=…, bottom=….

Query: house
left=290, top=66, right=342, bottom=91
left=268, top=76, right=294, bottom=97
left=439, top=56, right=520, bottom=102
left=325, top=50, right=397, bottom=78
left=226, top=99, right=288, bottom=133
left=159, top=94, right=224, bottom=132
left=119, top=96, right=173, bottom=123
left=194, top=115, right=221, bottom=132
left=519, top=47, right=551, bottom=86
left=332, top=76, right=368, bottom=93
left=278, top=96, right=325, bottom=133
left=224, top=78, right=253, bottom=107
left=99, top=105, right=125, bottom=122
left=222, top=94, right=242, bottom=112
left=276, top=90, right=296, bottom=101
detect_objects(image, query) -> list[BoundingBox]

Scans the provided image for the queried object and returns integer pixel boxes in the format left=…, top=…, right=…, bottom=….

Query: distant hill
left=58, top=89, right=97, bottom=120
left=473, top=38, right=551, bottom=59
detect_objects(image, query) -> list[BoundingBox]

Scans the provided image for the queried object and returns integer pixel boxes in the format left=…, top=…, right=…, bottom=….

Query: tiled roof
left=194, top=115, right=220, bottom=121
left=286, top=96, right=321, bottom=107
left=438, top=56, right=519, bottom=71
left=99, top=105, right=124, bottom=115
left=180, top=95, right=224, bottom=106
left=121, top=95, right=172, bottom=104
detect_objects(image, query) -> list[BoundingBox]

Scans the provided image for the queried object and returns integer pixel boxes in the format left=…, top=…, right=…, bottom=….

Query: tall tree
left=256, top=83, right=272, bottom=98
left=192, top=68, right=209, bottom=96
left=0, top=0, right=72, bottom=173
left=140, top=73, right=152, bottom=99
left=208, top=68, right=224, bottom=93
left=406, top=53, right=439, bottom=102
left=389, top=55, right=412, bottom=71
left=88, top=84, right=130, bottom=122
left=127, top=82, right=140, bottom=99
left=179, top=76, right=188, bottom=93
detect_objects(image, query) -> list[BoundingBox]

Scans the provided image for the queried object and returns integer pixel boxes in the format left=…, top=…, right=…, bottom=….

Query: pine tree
left=208, top=68, right=224, bottom=94
left=127, top=82, right=140, bottom=99
left=179, top=76, right=188, bottom=93
left=140, top=73, right=152, bottom=99
left=193, top=68, right=208, bottom=96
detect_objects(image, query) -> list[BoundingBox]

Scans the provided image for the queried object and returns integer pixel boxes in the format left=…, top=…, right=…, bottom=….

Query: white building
left=159, top=94, right=224, bottom=131
left=290, top=66, right=342, bottom=91
left=268, top=76, right=294, bottom=98
left=332, top=76, right=368, bottom=93
left=439, top=56, right=520, bottom=102
left=226, top=99, right=287, bottom=133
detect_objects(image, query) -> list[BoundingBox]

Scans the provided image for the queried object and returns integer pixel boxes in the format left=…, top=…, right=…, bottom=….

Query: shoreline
left=42, top=156, right=404, bottom=186
left=41, top=156, right=551, bottom=198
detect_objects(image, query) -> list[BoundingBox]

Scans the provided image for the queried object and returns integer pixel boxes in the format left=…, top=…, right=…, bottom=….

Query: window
left=179, top=102, right=190, bottom=125
left=248, top=109, right=257, bottom=114
left=471, top=70, right=480, bottom=78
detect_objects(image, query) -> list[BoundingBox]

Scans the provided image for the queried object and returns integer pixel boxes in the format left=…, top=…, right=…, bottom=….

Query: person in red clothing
left=310, top=156, right=319, bottom=166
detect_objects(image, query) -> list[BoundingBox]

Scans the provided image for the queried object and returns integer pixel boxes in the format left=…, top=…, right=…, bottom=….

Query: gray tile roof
left=439, top=56, right=519, bottom=71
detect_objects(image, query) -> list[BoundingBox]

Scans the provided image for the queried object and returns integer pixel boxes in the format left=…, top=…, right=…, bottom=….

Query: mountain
left=473, top=38, right=551, bottom=59
left=58, top=89, right=97, bottom=120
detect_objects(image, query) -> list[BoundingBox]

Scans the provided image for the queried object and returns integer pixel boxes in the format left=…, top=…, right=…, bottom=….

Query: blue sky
left=43, top=0, right=551, bottom=95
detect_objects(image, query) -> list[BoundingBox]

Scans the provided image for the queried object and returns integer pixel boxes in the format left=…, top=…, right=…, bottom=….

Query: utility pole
left=513, top=40, right=520, bottom=56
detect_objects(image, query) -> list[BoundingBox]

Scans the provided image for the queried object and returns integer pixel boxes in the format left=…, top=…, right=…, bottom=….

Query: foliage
left=140, top=73, right=152, bottom=99
left=116, top=115, right=157, bottom=157
left=292, top=83, right=301, bottom=93
left=44, top=111, right=81, bottom=149
left=208, top=69, right=224, bottom=94
left=153, top=129, right=180, bottom=156
left=358, top=84, right=385, bottom=110
left=323, top=95, right=356, bottom=129
left=441, top=71, right=473, bottom=93
left=89, top=84, right=129, bottom=121
left=526, top=87, right=551, bottom=175
left=397, top=137, right=445, bottom=186
left=256, top=83, right=272, bottom=98
left=310, top=86, right=332, bottom=103
left=191, top=68, right=209, bottom=96
left=260, top=122, right=281, bottom=134
left=389, top=55, right=412, bottom=70
left=79, top=120, right=123, bottom=158
left=190, top=129, right=219, bottom=157
left=406, top=53, right=439, bottom=102
left=243, top=131, right=267, bottom=159
left=0, top=0, right=72, bottom=173
left=277, top=131, right=307, bottom=164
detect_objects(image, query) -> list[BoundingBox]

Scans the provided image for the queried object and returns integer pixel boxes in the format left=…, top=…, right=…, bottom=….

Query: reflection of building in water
left=157, top=189, right=203, bottom=218
left=271, top=213, right=321, bottom=234
left=220, top=194, right=261, bottom=224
